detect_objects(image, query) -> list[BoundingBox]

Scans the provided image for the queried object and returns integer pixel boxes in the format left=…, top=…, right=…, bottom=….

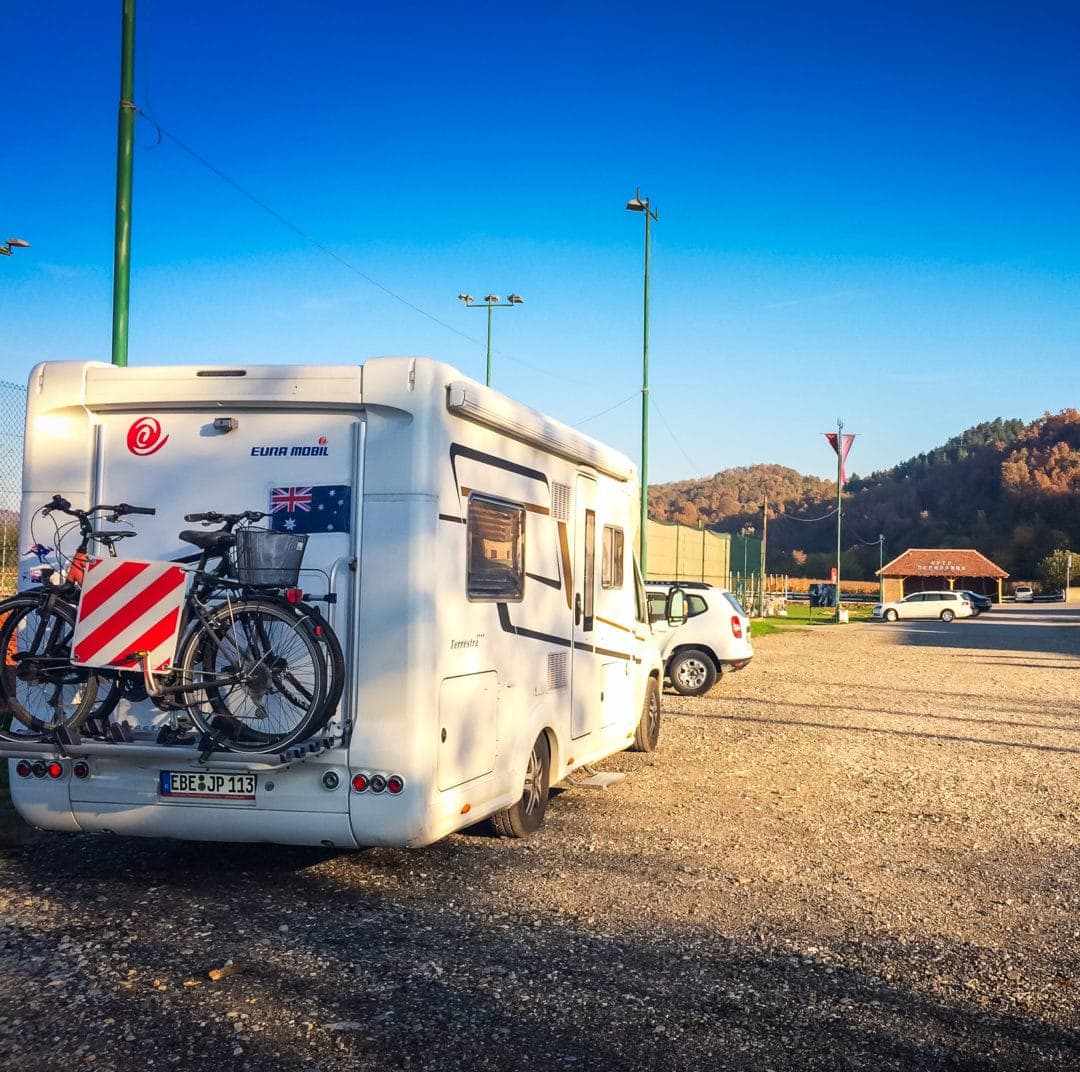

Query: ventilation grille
left=550, top=482, right=571, bottom=522
left=547, top=651, right=569, bottom=691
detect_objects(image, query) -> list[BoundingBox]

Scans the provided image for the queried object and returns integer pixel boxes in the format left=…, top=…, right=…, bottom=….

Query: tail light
left=73, top=761, right=90, bottom=779
left=285, top=587, right=303, bottom=604
left=47, top=761, right=64, bottom=780
left=731, top=615, right=743, bottom=639
left=15, top=760, right=31, bottom=778
left=387, top=775, right=404, bottom=795
left=351, top=772, right=369, bottom=793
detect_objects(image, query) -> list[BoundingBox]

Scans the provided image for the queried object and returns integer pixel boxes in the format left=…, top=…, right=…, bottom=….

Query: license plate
left=160, top=770, right=256, bottom=801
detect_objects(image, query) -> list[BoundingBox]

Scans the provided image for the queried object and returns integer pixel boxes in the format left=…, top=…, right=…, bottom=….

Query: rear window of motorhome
left=467, top=496, right=525, bottom=600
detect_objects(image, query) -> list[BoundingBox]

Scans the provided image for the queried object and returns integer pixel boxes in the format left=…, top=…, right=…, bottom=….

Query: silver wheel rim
left=676, top=658, right=709, bottom=690
left=522, top=743, right=544, bottom=814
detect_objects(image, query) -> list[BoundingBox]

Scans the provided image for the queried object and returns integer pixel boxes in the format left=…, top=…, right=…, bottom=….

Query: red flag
left=823, top=433, right=856, bottom=486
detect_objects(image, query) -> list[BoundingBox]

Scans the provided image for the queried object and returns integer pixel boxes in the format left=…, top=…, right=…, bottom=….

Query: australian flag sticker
left=269, top=485, right=351, bottom=534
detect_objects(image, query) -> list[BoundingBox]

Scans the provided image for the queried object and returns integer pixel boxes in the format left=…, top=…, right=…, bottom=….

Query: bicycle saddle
left=178, top=529, right=236, bottom=553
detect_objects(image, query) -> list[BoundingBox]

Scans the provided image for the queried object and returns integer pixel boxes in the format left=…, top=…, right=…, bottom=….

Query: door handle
left=575, top=593, right=582, bottom=626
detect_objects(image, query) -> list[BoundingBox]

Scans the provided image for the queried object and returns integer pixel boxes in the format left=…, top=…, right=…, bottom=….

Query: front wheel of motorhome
left=491, top=732, right=551, bottom=838
left=630, top=676, right=662, bottom=753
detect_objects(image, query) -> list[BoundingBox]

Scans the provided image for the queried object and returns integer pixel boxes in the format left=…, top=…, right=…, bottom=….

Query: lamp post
left=0, top=238, right=29, bottom=258
left=626, top=187, right=658, bottom=575
left=457, top=292, right=524, bottom=388
left=878, top=533, right=885, bottom=604
left=739, top=523, right=755, bottom=608
left=112, top=0, right=136, bottom=367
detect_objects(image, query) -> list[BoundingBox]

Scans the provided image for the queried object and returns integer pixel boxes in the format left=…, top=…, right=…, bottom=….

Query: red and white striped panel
left=72, top=559, right=188, bottom=671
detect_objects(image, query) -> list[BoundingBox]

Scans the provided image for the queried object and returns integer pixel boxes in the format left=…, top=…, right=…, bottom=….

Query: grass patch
left=752, top=602, right=874, bottom=635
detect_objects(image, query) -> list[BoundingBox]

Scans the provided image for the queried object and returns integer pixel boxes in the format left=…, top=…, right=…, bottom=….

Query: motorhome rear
left=9, top=357, right=663, bottom=847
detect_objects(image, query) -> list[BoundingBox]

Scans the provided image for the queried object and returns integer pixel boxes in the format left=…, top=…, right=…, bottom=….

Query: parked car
left=1013, top=585, right=1034, bottom=602
left=645, top=582, right=753, bottom=696
left=872, top=590, right=974, bottom=623
left=957, top=589, right=992, bottom=614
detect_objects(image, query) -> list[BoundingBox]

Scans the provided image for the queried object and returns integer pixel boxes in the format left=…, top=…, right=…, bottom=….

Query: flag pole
left=835, top=417, right=843, bottom=623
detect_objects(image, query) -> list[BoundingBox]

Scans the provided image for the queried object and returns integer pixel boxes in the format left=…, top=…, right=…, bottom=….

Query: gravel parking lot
left=1, top=604, right=1077, bottom=1071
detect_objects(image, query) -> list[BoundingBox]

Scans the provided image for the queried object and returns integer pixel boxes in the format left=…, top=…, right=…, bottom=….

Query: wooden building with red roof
left=876, top=549, right=1009, bottom=603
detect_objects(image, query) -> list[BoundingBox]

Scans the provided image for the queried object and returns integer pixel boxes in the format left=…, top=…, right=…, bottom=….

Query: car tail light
left=32, top=761, right=47, bottom=779
left=73, top=761, right=90, bottom=779
left=731, top=616, right=743, bottom=639
left=15, top=760, right=31, bottom=779
left=369, top=774, right=387, bottom=794
left=351, top=772, right=369, bottom=793
left=387, top=775, right=404, bottom=795
left=47, top=761, right=64, bottom=780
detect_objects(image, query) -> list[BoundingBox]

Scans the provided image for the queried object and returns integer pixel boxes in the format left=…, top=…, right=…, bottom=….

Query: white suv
left=645, top=583, right=754, bottom=696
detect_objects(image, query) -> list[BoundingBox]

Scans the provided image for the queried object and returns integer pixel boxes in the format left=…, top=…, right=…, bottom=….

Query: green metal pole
left=640, top=209, right=650, bottom=575
left=485, top=301, right=493, bottom=387
left=835, top=418, right=843, bottom=622
left=879, top=533, right=884, bottom=603
left=111, top=0, right=136, bottom=368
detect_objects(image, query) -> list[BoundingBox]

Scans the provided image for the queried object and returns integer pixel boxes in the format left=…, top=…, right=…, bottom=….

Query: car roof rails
left=647, top=580, right=713, bottom=590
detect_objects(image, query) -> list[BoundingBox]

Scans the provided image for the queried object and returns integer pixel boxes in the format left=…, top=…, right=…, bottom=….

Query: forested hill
left=648, top=410, right=1080, bottom=581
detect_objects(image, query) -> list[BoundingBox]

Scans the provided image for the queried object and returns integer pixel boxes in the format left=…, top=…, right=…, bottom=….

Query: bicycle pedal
left=55, top=725, right=82, bottom=748
left=107, top=721, right=134, bottom=743
left=82, top=717, right=108, bottom=739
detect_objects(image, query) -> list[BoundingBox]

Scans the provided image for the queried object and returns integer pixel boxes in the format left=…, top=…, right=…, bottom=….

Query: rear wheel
left=940, top=609, right=955, bottom=622
left=668, top=649, right=717, bottom=696
left=491, top=732, right=551, bottom=838
left=884, top=609, right=898, bottom=622
left=177, top=599, right=329, bottom=752
left=630, top=676, right=661, bottom=752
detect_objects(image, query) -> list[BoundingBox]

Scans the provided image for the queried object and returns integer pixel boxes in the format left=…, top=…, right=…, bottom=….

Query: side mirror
left=665, top=587, right=687, bottom=626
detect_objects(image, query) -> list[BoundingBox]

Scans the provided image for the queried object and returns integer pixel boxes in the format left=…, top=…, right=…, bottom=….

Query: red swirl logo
left=127, top=417, right=169, bottom=456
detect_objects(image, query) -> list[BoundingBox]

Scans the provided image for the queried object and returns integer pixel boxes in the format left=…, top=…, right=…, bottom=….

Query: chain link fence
left=1, top=379, right=27, bottom=596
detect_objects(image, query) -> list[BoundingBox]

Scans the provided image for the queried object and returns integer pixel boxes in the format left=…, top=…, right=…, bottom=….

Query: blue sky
left=3, top=1, right=1078, bottom=483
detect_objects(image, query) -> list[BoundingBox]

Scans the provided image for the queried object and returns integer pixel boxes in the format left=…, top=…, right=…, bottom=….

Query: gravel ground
left=0, top=605, right=1077, bottom=1071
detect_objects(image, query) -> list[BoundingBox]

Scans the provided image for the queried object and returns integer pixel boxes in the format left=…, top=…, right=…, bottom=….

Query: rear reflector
left=47, top=761, right=64, bottom=779
left=351, top=773, right=369, bottom=793
left=15, top=760, right=31, bottom=779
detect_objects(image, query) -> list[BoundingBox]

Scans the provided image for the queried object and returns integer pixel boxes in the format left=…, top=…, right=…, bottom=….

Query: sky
left=3, top=1, right=1078, bottom=484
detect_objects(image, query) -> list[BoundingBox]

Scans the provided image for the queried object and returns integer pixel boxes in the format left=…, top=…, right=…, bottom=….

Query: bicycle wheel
left=176, top=599, right=328, bottom=753
left=0, top=595, right=98, bottom=740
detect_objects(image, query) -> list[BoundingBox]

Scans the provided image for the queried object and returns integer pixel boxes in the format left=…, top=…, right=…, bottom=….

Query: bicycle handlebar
left=41, top=494, right=156, bottom=519
left=184, top=510, right=268, bottom=525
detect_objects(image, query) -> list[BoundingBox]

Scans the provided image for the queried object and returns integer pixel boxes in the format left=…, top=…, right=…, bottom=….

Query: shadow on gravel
left=692, top=709, right=1080, bottom=755
left=2, top=833, right=1077, bottom=1072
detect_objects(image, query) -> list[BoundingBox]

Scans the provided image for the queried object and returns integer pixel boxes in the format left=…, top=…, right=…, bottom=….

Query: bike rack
left=0, top=725, right=342, bottom=772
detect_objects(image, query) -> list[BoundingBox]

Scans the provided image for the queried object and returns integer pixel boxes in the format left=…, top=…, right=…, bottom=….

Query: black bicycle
left=0, top=496, right=155, bottom=741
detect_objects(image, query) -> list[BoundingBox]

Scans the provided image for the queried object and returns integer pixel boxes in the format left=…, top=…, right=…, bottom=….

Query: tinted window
left=467, top=496, right=525, bottom=600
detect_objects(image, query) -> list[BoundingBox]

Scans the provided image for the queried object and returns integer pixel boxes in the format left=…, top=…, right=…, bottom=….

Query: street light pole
left=878, top=533, right=885, bottom=603
left=626, top=188, right=658, bottom=575
left=111, top=0, right=136, bottom=368
left=457, top=292, right=524, bottom=387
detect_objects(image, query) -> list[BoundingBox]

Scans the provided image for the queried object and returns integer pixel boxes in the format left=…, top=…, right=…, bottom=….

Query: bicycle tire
left=262, top=597, right=345, bottom=735
left=176, top=599, right=328, bottom=753
left=0, top=594, right=98, bottom=740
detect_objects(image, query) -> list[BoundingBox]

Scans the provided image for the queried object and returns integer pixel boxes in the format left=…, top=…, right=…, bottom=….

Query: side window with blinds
left=466, top=496, right=525, bottom=601
left=601, top=525, right=625, bottom=589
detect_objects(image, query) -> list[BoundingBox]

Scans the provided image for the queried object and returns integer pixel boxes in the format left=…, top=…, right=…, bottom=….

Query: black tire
left=667, top=649, right=717, bottom=696
left=940, top=609, right=955, bottom=622
left=491, top=732, right=551, bottom=838
left=176, top=599, right=329, bottom=753
left=0, top=595, right=98, bottom=740
left=884, top=609, right=898, bottom=622
left=630, top=675, right=661, bottom=752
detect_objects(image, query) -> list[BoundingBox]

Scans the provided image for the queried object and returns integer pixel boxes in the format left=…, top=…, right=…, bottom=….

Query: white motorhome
left=7, top=357, right=663, bottom=847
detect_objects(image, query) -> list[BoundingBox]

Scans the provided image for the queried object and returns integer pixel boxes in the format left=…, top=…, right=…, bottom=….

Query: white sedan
left=873, top=591, right=974, bottom=623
